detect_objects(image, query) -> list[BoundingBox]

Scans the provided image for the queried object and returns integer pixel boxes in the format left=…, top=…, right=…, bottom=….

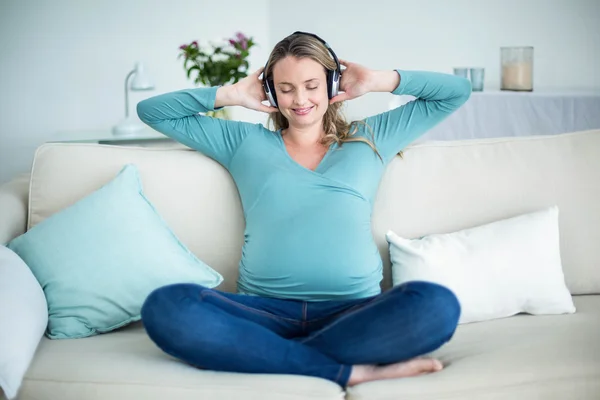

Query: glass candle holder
left=453, top=68, right=468, bottom=78
left=501, top=46, right=534, bottom=91
left=469, top=68, right=485, bottom=91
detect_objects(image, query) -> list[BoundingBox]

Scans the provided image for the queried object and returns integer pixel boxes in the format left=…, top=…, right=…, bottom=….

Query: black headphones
left=263, top=31, right=341, bottom=108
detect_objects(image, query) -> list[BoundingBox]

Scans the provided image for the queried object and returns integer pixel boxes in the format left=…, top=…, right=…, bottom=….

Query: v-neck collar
left=275, top=129, right=336, bottom=175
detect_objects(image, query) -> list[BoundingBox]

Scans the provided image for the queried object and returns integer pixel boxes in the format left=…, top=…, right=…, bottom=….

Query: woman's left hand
left=329, top=59, right=374, bottom=104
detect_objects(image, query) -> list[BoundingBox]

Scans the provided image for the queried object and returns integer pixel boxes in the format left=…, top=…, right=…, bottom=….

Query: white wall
left=270, top=0, right=600, bottom=121
left=0, top=0, right=270, bottom=184
left=1, top=0, right=599, bottom=184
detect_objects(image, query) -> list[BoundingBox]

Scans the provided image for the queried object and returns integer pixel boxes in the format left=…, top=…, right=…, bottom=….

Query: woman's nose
left=293, top=89, right=308, bottom=105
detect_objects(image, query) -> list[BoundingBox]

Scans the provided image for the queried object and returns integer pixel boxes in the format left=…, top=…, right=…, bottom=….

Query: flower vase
left=206, top=108, right=231, bottom=120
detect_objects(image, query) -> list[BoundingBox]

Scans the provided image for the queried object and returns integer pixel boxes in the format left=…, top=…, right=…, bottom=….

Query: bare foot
left=347, top=357, right=443, bottom=386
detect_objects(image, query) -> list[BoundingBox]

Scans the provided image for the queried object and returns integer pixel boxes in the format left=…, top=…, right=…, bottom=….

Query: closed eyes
left=280, top=87, right=318, bottom=94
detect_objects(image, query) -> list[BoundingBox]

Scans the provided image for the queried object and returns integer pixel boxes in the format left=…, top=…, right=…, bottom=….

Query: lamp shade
left=130, top=62, right=154, bottom=90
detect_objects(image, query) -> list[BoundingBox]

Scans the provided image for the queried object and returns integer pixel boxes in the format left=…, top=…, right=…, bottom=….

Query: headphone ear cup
left=326, top=70, right=334, bottom=99
left=327, top=69, right=340, bottom=99
left=264, top=78, right=278, bottom=108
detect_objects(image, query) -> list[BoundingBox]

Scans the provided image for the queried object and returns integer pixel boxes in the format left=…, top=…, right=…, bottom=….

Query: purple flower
left=235, top=32, right=247, bottom=42
left=191, top=41, right=198, bottom=47
left=229, top=39, right=236, bottom=47
left=179, top=44, right=187, bottom=50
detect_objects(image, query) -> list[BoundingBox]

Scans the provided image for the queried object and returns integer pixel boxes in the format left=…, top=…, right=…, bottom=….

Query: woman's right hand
left=217, top=67, right=278, bottom=114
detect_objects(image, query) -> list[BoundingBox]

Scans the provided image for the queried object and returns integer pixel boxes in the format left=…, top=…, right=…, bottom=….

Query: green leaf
left=186, top=65, right=200, bottom=79
left=179, top=34, right=258, bottom=86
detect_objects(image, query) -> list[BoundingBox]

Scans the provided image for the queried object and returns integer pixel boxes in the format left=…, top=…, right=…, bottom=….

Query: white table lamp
left=113, top=62, right=155, bottom=136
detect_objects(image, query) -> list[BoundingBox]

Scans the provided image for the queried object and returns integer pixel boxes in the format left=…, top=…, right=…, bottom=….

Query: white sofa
left=1, top=129, right=599, bottom=400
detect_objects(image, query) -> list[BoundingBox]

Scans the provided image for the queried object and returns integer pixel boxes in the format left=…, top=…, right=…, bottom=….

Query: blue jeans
left=141, top=281, right=460, bottom=387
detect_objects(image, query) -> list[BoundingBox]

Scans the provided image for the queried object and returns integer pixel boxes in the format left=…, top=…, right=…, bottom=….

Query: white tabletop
left=51, top=128, right=169, bottom=143
left=467, top=89, right=600, bottom=97
left=390, top=89, right=600, bottom=141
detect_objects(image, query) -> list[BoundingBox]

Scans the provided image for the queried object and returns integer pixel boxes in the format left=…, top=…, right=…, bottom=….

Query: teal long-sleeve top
left=137, top=70, right=471, bottom=301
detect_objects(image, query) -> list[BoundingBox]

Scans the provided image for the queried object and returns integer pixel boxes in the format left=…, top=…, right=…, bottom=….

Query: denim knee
left=141, top=283, right=206, bottom=345
left=141, top=285, right=175, bottom=337
left=405, top=281, right=461, bottom=338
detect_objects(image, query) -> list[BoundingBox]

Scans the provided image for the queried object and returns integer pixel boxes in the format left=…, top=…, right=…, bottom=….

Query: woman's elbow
left=457, top=77, right=472, bottom=103
left=136, top=100, right=152, bottom=124
left=438, top=78, right=472, bottom=113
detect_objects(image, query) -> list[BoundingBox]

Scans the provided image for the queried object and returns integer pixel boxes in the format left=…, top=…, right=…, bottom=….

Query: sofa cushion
left=28, top=143, right=245, bottom=294
left=387, top=206, right=576, bottom=324
left=18, top=296, right=598, bottom=400
left=9, top=164, right=223, bottom=339
left=346, top=295, right=600, bottom=400
left=373, top=129, right=600, bottom=295
left=18, top=321, right=344, bottom=400
left=28, top=130, right=600, bottom=295
left=0, top=246, right=47, bottom=400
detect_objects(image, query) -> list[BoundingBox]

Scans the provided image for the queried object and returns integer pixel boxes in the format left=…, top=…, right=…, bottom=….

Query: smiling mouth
left=292, top=106, right=314, bottom=115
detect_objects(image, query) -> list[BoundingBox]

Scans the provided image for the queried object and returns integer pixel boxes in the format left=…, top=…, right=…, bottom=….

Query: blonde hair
left=265, top=33, right=383, bottom=162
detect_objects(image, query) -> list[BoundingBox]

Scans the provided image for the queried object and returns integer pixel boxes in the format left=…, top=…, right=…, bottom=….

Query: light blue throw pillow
left=8, top=164, right=223, bottom=339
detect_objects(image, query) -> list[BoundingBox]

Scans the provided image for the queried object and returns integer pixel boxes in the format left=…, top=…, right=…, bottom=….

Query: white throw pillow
left=387, top=206, right=576, bottom=324
left=0, top=246, right=48, bottom=399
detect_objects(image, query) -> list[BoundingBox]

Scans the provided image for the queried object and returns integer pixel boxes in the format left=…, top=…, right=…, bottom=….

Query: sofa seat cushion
left=19, top=322, right=344, bottom=400
left=347, top=295, right=600, bottom=400
left=20, top=297, right=599, bottom=400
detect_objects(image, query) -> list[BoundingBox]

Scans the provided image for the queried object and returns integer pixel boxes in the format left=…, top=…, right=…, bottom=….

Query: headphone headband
left=263, top=31, right=341, bottom=108
left=290, top=31, right=341, bottom=75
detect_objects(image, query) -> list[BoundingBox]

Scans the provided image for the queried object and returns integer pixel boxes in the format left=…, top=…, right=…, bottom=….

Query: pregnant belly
left=239, top=224, right=382, bottom=299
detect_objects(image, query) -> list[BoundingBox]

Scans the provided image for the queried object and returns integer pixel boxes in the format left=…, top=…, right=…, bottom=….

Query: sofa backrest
left=28, top=129, right=600, bottom=295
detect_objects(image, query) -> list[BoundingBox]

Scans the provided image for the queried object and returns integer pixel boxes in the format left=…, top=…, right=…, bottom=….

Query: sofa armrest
left=0, top=174, right=29, bottom=245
